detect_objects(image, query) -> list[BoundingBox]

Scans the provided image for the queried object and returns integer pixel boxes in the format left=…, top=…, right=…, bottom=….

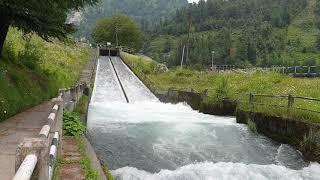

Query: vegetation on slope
left=146, top=0, right=320, bottom=67
left=122, top=53, right=320, bottom=123
left=75, top=0, right=188, bottom=39
left=0, top=28, right=89, bottom=121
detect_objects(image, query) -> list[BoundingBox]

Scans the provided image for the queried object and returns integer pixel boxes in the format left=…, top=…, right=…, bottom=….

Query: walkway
left=0, top=48, right=98, bottom=179
left=0, top=101, right=52, bottom=179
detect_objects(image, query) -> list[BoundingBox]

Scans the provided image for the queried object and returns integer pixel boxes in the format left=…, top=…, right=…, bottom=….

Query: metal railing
left=247, top=93, right=320, bottom=114
left=267, top=66, right=320, bottom=77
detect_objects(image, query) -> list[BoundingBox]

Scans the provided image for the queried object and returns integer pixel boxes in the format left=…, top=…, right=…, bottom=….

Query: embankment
left=0, top=27, right=89, bottom=121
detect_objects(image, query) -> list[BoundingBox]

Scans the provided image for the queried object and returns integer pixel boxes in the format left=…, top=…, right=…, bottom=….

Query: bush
left=63, top=112, right=86, bottom=136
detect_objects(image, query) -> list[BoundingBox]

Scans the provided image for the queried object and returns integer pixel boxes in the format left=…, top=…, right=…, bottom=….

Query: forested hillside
left=75, top=0, right=188, bottom=39
left=145, top=0, right=320, bottom=67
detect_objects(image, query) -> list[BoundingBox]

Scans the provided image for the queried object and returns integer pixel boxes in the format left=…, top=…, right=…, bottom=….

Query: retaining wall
left=236, top=110, right=320, bottom=162
left=155, top=89, right=237, bottom=116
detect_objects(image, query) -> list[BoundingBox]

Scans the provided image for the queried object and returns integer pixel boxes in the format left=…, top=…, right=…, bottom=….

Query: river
left=87, top=56, right=320, bottom=180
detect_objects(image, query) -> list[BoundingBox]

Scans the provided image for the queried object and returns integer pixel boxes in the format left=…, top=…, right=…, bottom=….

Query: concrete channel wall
left=155, top=89, right=237, bottom=116
left=13, top=48, right=98, bottom=180
left=237, top=110, right=320, bottom=162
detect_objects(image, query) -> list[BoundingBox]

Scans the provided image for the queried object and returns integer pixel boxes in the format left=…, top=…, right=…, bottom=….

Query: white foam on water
left=112, top=162, right=320, bottom=180
left=88, top=101, right=237, bottom=125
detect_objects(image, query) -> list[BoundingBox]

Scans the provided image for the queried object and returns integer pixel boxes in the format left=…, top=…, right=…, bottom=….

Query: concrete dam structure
left=87, top=55, right=320, bottom=180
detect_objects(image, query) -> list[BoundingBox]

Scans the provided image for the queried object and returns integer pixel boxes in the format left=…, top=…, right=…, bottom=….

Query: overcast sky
left=188, top=0, right=200, bottom=3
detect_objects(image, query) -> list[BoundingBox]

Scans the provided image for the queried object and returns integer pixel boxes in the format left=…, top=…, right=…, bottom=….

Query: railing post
left=15, top=138, right=49, bottom=180
left=249, top=93, right=254, bottom=111
left=288, top=94, right=294, bottom=112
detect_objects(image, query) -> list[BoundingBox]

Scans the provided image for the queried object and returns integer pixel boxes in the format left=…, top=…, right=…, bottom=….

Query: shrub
left=63, top=112, right=86, bottom=136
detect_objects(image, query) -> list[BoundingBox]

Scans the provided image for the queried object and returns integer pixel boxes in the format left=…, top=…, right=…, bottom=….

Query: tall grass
left=0, top=28, right=89, bottom=121
left=122, top=53, right=320, bottom=123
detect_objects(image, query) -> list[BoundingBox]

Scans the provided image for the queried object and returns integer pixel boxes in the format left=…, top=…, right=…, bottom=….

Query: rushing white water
left=110, top=56, right=158, bottom=102
left=112, top=162, right=320, bottom=180
left=91, top=57, right=126, bottom=102
left=87, top=56, right=320, bottom=180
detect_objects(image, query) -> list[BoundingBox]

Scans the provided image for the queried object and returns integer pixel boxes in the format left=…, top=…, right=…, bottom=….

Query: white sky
left=188, top=0, right=200, bottom=3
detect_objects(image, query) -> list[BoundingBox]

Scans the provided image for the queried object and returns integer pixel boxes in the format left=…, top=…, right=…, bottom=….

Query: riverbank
left=120, top=52, right=320, bottom=162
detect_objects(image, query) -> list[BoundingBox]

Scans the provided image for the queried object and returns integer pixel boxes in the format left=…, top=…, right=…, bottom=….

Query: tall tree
left=0, top=0, right=98, bottom=57
left=93, top=15, right=144, bottom=51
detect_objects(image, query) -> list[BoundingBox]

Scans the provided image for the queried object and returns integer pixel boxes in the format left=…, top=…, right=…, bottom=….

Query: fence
left=13, top=83, right=87, bottom=180
left=267, top=66, right=320, bottom=77
left=247, top=93, right=320, bottom=114
left=210, top=65, right=238, bottom=72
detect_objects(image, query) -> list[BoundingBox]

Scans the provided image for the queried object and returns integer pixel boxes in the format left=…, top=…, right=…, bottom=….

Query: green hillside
left=0, top=28, right=89, bottom=121
left=145, top=0, right=320, bottom=67
left=74, top=0, right=188, bottom=39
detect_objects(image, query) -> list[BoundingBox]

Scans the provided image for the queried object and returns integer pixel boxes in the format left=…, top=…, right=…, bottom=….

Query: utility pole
left=186, top=15, right=192, bottom=65
left=211, top=51, right=215, bottom=71
left=181, top=45, right=186, bottom=69
left=115, top=27, right=119, bottom=47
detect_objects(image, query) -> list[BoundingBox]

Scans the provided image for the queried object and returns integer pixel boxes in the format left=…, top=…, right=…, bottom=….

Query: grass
left=101, top=161, right=115, bottom=180
left=0, top=27, right=89, bottom=121
left=122, top=52, right=320, bottom=123
left=76, top=136, right=99, bottom=180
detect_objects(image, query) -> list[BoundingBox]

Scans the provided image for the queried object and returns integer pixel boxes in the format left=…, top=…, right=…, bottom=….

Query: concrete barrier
left=14, top=47, right=98, bottom=180
left=14, top=83, right=87, bottom=180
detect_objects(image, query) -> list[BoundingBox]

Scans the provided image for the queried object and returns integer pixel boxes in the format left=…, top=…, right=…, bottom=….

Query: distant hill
left=74, top=0, right=188, bottom=39
left=146, top=0, right=320, bottom=67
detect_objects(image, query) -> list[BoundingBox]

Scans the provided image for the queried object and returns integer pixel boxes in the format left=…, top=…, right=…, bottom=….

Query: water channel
left=87, top=56, right=320, bottom=180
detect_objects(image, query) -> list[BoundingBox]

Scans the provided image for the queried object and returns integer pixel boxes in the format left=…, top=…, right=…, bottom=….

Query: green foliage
left=122, top=52, right=320, bottom=123
left=215, top=77, right=229, bottom=101
left=93, top=15, right=144, bottom=50
left=247, top=118, right=257, bottom=133
left=0, top=0, right=98, bottom=41
left=101, top=161, right=115, bottom=180
left=146, top=0, right=320, bottom=67
left=0, top=28, right=88, bottom=121
left=63, top=112, right=86, bottom=136
left=74, top=0, right=188, bottom=38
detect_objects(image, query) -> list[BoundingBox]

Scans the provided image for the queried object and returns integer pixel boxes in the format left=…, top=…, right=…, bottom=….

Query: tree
left=93, top=15, right=144, bottom=51
left=0, top=0, right=98, bottom=57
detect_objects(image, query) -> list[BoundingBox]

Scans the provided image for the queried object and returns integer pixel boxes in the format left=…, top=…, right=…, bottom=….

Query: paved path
left=0, top=101, right=52, bottom=180
left=0, top=48, right=98, bottom=179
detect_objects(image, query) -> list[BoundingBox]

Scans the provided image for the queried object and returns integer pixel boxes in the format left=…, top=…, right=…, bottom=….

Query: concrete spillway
left=110, top=56, right=157, bottom=102
left=91, top=56, right=157, bottom=103
left=91, top=56, right=127, bottom=103
left=87, top=56, right=320, bottom=180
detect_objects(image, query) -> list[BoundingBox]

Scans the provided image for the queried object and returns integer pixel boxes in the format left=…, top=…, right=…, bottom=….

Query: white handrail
left=13, top=154, right=38, bottom=180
